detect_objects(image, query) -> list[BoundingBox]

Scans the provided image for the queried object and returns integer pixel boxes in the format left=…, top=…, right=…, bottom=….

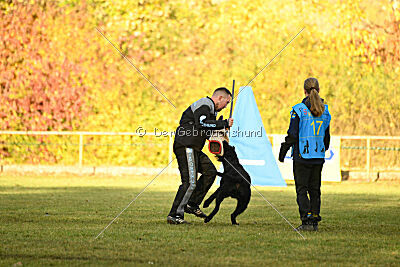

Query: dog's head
left=220, top=140, right=237, bottom=159
left=212, top=140, right=237, bottom=162
left=208, top=129, right=230, bottom=156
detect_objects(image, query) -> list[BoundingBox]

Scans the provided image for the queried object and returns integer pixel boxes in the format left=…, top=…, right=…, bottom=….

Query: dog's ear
left=229, top=144, right=235, bottom=152
left=222, top=140, right=234, bottom=154
left=223, top=129, right=230, bottom=143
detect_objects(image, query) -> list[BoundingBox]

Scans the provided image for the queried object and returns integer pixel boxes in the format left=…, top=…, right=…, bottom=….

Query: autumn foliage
left=0, top=0, right=399, bottom=165
left=350, top=1, right=400, bottom=68
left=0, top=2, right=88, bottom=131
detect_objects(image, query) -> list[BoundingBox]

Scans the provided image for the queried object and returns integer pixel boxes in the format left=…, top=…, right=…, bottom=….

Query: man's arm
left=193, top=105, right=229, bottom=130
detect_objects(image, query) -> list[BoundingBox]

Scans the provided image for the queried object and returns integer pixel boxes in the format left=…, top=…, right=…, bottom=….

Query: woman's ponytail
left=304, top=78, right=325, bottom=117
left=309, top=88, right=325, bottom=117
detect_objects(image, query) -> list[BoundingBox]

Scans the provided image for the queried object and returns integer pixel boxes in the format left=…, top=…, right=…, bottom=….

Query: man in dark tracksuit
left=167, top=87, right=234, bottom=224
left=279, top=78, right=331, bottom=231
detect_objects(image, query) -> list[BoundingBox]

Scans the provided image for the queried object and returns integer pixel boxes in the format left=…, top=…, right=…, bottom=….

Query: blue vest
left=292, top=103, right=331, bottom=159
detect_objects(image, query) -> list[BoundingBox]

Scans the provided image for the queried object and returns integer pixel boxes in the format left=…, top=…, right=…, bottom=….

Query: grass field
left=0, top=174, right=399, bottom=266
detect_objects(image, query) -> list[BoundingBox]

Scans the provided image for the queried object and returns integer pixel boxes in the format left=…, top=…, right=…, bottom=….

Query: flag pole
left=229, top=79, right=235, bottom=119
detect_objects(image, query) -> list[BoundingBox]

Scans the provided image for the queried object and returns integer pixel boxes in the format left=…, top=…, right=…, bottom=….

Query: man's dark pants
left=293, top=161, right=323, bottom=221
left=168, top=147, right=217, bottom=218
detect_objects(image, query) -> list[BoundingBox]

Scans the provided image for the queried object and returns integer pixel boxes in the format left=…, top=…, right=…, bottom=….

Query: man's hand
left=228, top=118, right=234, bottom=127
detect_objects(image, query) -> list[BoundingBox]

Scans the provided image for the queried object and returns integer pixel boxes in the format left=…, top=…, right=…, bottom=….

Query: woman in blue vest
left=279, top=77, right=331, bottom=231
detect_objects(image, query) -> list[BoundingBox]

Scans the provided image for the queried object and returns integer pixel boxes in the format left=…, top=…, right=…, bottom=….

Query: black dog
left=203, top=141, right=251, bottom=225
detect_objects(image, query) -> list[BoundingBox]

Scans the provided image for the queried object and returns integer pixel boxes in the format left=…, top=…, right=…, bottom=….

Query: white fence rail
left=0, top=131, right=174, bottom=167
left=1, top=131, right=400, bottom=179
left=338, top=135, right=400, bottom=179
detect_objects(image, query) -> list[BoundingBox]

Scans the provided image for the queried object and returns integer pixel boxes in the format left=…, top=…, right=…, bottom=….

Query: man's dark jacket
left=174, top=97, right=229, bottom=151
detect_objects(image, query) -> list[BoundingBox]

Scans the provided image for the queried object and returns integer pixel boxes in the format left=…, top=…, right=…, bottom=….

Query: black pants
left=293, top=161, right=323, bottom=221
left=168, top=147, right=217, bottom=218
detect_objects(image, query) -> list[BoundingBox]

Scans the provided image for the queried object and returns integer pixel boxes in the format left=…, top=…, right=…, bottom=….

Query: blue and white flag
left=228, top=86, right=286, bottom=186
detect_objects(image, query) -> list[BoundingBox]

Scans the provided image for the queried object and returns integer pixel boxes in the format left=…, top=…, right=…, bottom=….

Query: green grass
left=0, top=174, right=399, bottom=266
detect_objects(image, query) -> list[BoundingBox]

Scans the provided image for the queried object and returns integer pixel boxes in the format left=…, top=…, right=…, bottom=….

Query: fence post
left=366, top=137, right=371, bottom=181
left=79, top=134, right=83, bottom=167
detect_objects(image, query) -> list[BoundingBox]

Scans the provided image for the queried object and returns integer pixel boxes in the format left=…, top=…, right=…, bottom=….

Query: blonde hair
left=304, top=78, right=325, bottom=117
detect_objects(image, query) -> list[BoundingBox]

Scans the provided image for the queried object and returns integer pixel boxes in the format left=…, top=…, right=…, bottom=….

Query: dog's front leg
left=204, top=194, right=225, bottom=223
left=203, top=188, right=220, bottom=208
